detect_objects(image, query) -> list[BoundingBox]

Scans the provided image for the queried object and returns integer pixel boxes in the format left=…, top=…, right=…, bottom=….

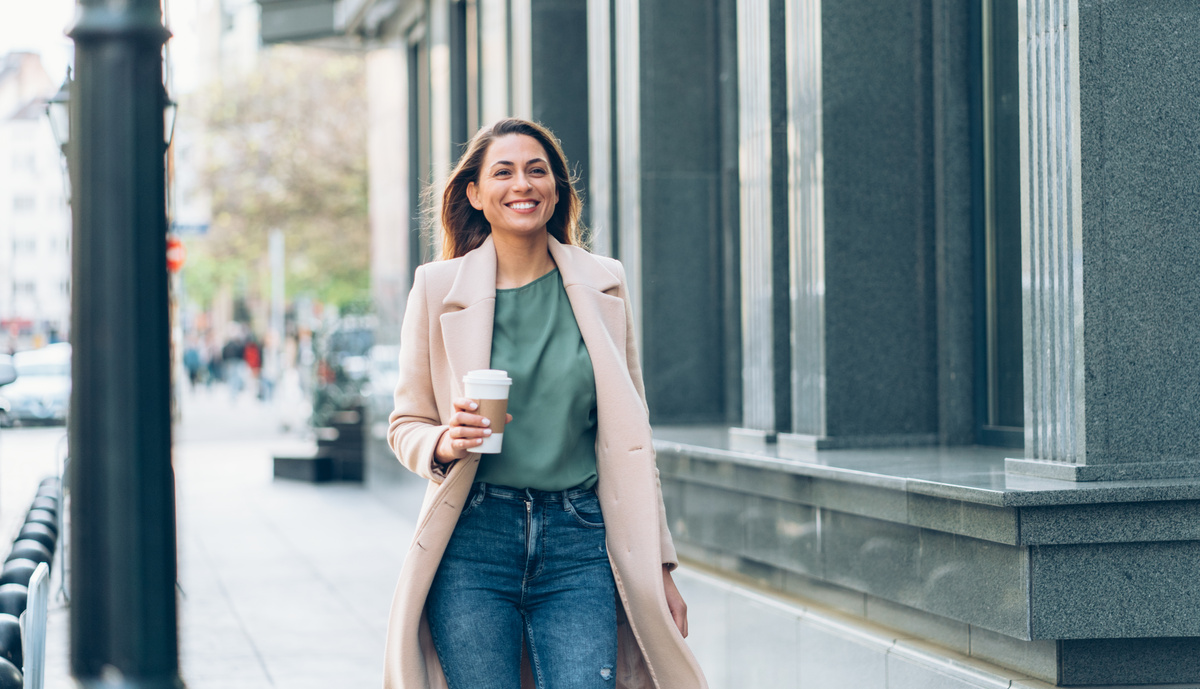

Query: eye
left=530, top=166, right=548, bottom=175
left=493, top=169, right=511, bottom=178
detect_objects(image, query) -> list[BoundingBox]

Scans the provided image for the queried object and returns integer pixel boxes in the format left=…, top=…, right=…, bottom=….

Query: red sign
left=166, top=235, right=186, bottom=273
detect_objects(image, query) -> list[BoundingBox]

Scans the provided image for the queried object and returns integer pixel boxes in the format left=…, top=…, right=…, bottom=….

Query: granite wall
left=1011, top=0, right=1200, bottom=480
left=633, top=0, right=734, bottom=425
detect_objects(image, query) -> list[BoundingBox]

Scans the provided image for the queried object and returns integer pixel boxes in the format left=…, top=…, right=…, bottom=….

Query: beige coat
left=384, top=236, right=708, bottom=689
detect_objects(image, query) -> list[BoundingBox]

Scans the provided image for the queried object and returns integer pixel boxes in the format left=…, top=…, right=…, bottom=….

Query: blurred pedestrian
left=259, top=332, right=279, bottom=402
left=205, top=339, right=222, bottom=386
left=384, top=118, right=705, bottom=689
left=182, top=342, right=202, bottom=390
left=222, top=336, right=245, bottom=400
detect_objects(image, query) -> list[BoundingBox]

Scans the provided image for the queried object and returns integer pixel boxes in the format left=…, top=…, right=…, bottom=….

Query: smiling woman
left=384, top=118, right=707, bottom=689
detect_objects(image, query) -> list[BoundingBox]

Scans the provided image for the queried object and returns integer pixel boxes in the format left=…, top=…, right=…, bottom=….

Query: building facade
left=260, top=1, right=1200, bottom=686
left=0, top=53, right=71, bottom=351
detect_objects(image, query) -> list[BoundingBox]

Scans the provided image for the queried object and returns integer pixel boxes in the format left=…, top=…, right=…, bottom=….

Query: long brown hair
left=438, top=118, right=586, bottom=260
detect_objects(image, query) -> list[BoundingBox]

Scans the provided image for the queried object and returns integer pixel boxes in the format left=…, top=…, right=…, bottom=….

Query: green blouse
left=476, top=268, right=599, bottom=491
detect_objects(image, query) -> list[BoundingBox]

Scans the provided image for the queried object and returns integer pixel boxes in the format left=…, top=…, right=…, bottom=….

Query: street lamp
left=66, top=0, right=181, bottom=682
left=45, top=70, right=178, bottom=152
left=45, top=72, right=71, bottom=153
left=163, top=93, right=178, bottom=149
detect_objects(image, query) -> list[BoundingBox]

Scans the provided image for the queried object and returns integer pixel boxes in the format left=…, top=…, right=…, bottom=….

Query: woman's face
left=467, top=134, right=559, bottom=241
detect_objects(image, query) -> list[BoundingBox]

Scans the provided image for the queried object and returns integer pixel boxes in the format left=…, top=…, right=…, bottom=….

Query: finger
left=506, top=413, right=513, bottom=423
left=452, top=398, right=479, bottom=413
left=453, top=424, right=492, bottom=439
left=450, top=411, right=490, bottom=428
left=676, top=609, right=687, bottom=637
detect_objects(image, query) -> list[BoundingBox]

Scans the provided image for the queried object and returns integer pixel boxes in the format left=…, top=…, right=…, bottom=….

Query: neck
left=493, top=231, right=556, bottom=289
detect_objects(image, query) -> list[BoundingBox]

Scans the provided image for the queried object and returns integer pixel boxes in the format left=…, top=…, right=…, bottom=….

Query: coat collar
left=442, top=234, right=620, bottom=310
left=438, top=233, right=625, bottom=394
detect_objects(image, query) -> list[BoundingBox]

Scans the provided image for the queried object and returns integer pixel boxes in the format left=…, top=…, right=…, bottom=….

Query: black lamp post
left=45, top=73, right=72, bottom=202
left=45, top=74, right=71, bottom=154
left=65, top=0, right=185, bottom=686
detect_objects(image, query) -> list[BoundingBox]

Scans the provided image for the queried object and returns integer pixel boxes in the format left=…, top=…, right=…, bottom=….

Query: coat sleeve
left=613, top=261, right=680, bottom=572
left=388, top=265, right=453, bottom=482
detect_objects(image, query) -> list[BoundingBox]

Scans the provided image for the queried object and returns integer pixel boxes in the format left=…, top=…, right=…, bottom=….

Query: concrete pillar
left=1007, top=1, right=1200, bottom=480
left=367, top=44, right=411, bottom=341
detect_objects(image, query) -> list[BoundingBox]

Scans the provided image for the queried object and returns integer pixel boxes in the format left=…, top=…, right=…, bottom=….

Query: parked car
left=2, top=343, right=71, bottom=427
left=0, top=354, right=15, bottom=387
left=311, top=316, right=376, bottom=428
left=0, top=353, right=13, bottom=428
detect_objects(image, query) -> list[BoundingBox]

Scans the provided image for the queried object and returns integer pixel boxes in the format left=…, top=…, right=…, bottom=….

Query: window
left=976, top=0, right=1023, bottom=447
left=12, top=153, right=36, bottom=173
left=13, top=195, right=35, bottom=213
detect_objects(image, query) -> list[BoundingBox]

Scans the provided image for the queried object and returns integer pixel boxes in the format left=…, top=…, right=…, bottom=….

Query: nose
left=510, top=170, right=533, bottom=190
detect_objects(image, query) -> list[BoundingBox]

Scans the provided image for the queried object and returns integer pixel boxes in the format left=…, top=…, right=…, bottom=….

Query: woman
left=384, top=118, right=707, bottom=689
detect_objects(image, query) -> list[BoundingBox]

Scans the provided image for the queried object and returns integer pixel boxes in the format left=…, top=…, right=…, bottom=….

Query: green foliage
left=185, top=45, right=369, bottom=311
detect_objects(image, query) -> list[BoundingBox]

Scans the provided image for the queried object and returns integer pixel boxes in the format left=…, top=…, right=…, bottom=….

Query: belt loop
left=524, top=487, right=534, bottom=503
left=561, top=489, right=573, bottom=512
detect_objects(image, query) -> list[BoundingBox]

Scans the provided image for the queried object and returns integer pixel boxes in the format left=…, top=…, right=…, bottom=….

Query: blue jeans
left=427, top=483, right=618, bottom=689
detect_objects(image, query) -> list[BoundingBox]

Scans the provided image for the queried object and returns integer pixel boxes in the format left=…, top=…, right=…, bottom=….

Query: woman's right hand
left=434, top=398, right=510, bottom=464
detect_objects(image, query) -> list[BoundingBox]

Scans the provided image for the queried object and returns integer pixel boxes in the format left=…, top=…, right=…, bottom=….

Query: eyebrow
left=489, top=158, right=549, bottom=169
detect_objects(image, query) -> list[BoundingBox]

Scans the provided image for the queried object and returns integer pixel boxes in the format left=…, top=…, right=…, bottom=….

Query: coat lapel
left=548, top=237, right=627, bottom=373
left=439, top=236, right=499, bottom=393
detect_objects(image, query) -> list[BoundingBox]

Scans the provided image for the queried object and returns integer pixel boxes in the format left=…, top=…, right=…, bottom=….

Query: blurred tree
left=187, top=45, right=369, bottom=313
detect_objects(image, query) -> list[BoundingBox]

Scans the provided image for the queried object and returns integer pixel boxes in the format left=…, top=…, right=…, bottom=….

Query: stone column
left=1007, top=1, right=1200, bottom=481
left=531, top=0, right=590, bottom=225
left=736, top=0, right=792, bottom=438
left=614, top=0, right=733, bottom=425
left=780, top=0, right=962, bottom=450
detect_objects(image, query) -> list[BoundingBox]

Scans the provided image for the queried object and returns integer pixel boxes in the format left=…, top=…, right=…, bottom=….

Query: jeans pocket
left=457, top=486, right=486, bottom=519
left=566, top=492, right=605, bottom=529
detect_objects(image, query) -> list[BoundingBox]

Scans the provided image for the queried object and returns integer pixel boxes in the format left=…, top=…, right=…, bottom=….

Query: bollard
left=0, top=657, right=19, bottom=688
left=0, top=562, right=35, bottom=589
left=15, top=525, right=55, bottom=553
left=28, top=498, right=57, bottom=514
left=23, top=511, right=56, bottom=536
left=5, top=542, right=51, bottom=569
left=0, top=586, right=25, bottom=618
left=0, top=614, right=20, bottom=669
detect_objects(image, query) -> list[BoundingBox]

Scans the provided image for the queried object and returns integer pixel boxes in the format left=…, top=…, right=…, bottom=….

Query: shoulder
left=560, top=243, right=626, bottom=284
left=413, top=257, right=465, bottom=297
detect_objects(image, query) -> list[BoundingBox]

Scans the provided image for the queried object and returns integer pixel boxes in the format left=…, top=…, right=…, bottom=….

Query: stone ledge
left=1007, top=456, right=1200, bottom=482
left=658, top=428, right=1200, bottom=650
left=655, top=425, right=1200, bottom=508
left=657, top=442, right=1200, bottom=547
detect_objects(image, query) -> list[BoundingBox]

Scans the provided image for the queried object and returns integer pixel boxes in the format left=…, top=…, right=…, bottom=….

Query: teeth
left=509, top=202, right=536, bottom=210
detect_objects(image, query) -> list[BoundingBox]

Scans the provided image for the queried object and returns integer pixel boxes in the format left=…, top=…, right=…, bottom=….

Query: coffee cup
left=462, top=369, right=512, bottom=454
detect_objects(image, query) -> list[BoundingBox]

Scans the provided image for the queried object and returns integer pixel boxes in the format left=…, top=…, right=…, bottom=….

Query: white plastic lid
left=463, top=369, right=512, bottom=385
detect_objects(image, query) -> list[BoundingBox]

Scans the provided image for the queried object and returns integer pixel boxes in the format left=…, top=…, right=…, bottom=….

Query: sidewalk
left=7, top=383, right=424, bottom=688
left=173, top=386, right=418, bottom=689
